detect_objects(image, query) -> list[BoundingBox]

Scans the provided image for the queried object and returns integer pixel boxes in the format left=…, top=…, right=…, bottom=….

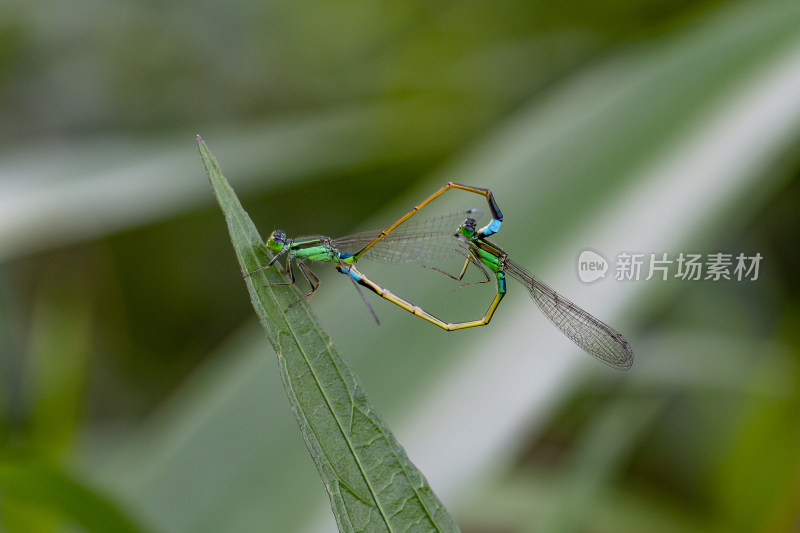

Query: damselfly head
left=458, top=218, right=477, bottom=238
left=266, top=230, right=288, bottom=252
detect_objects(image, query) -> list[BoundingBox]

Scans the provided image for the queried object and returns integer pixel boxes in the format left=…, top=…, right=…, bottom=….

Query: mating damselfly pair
left=247, top=183, right=633, bottom=370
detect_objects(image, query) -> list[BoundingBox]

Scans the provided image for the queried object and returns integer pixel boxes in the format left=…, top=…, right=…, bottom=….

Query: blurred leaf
left=713, top=363, right=800, bottom=531
left=0, top=456, right=151, bottom=533
left=0, top=102, right=457, bottom=264
left=459, top=465, right=715, bottom=533
left=547, top=397, right=666, bottom=532
left=199, top=137, right=458, bottom=532
left=27, top=267, right=92, bottom=458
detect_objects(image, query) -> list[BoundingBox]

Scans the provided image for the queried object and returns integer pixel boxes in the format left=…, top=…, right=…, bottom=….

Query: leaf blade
left=198, top=136, right=458, bottom=533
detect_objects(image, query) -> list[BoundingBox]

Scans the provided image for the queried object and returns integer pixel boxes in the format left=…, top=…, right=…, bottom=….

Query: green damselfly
left=246, top=210, right=483, bottom=325
left=345, top=182, right=634, bottom=370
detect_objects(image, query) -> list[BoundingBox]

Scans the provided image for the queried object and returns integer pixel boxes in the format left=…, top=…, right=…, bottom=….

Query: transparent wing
left=333, top=210, right=481, bottom=265
left=506, top=259, right=634, bottom=370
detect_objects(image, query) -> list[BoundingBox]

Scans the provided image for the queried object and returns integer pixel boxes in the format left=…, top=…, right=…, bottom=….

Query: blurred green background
left=2, top=0, right=800, bottom=531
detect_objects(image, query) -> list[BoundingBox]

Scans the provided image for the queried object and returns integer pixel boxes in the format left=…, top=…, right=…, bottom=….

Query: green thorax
left=288, top=237, right=339, bottom=263
left=471, top=240, right=505, bottom=272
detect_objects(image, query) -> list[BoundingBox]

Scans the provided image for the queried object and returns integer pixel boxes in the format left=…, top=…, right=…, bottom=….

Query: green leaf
left=0, top=456, right=151, bottom=533
left=198, top=136, right=458, bottom=533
